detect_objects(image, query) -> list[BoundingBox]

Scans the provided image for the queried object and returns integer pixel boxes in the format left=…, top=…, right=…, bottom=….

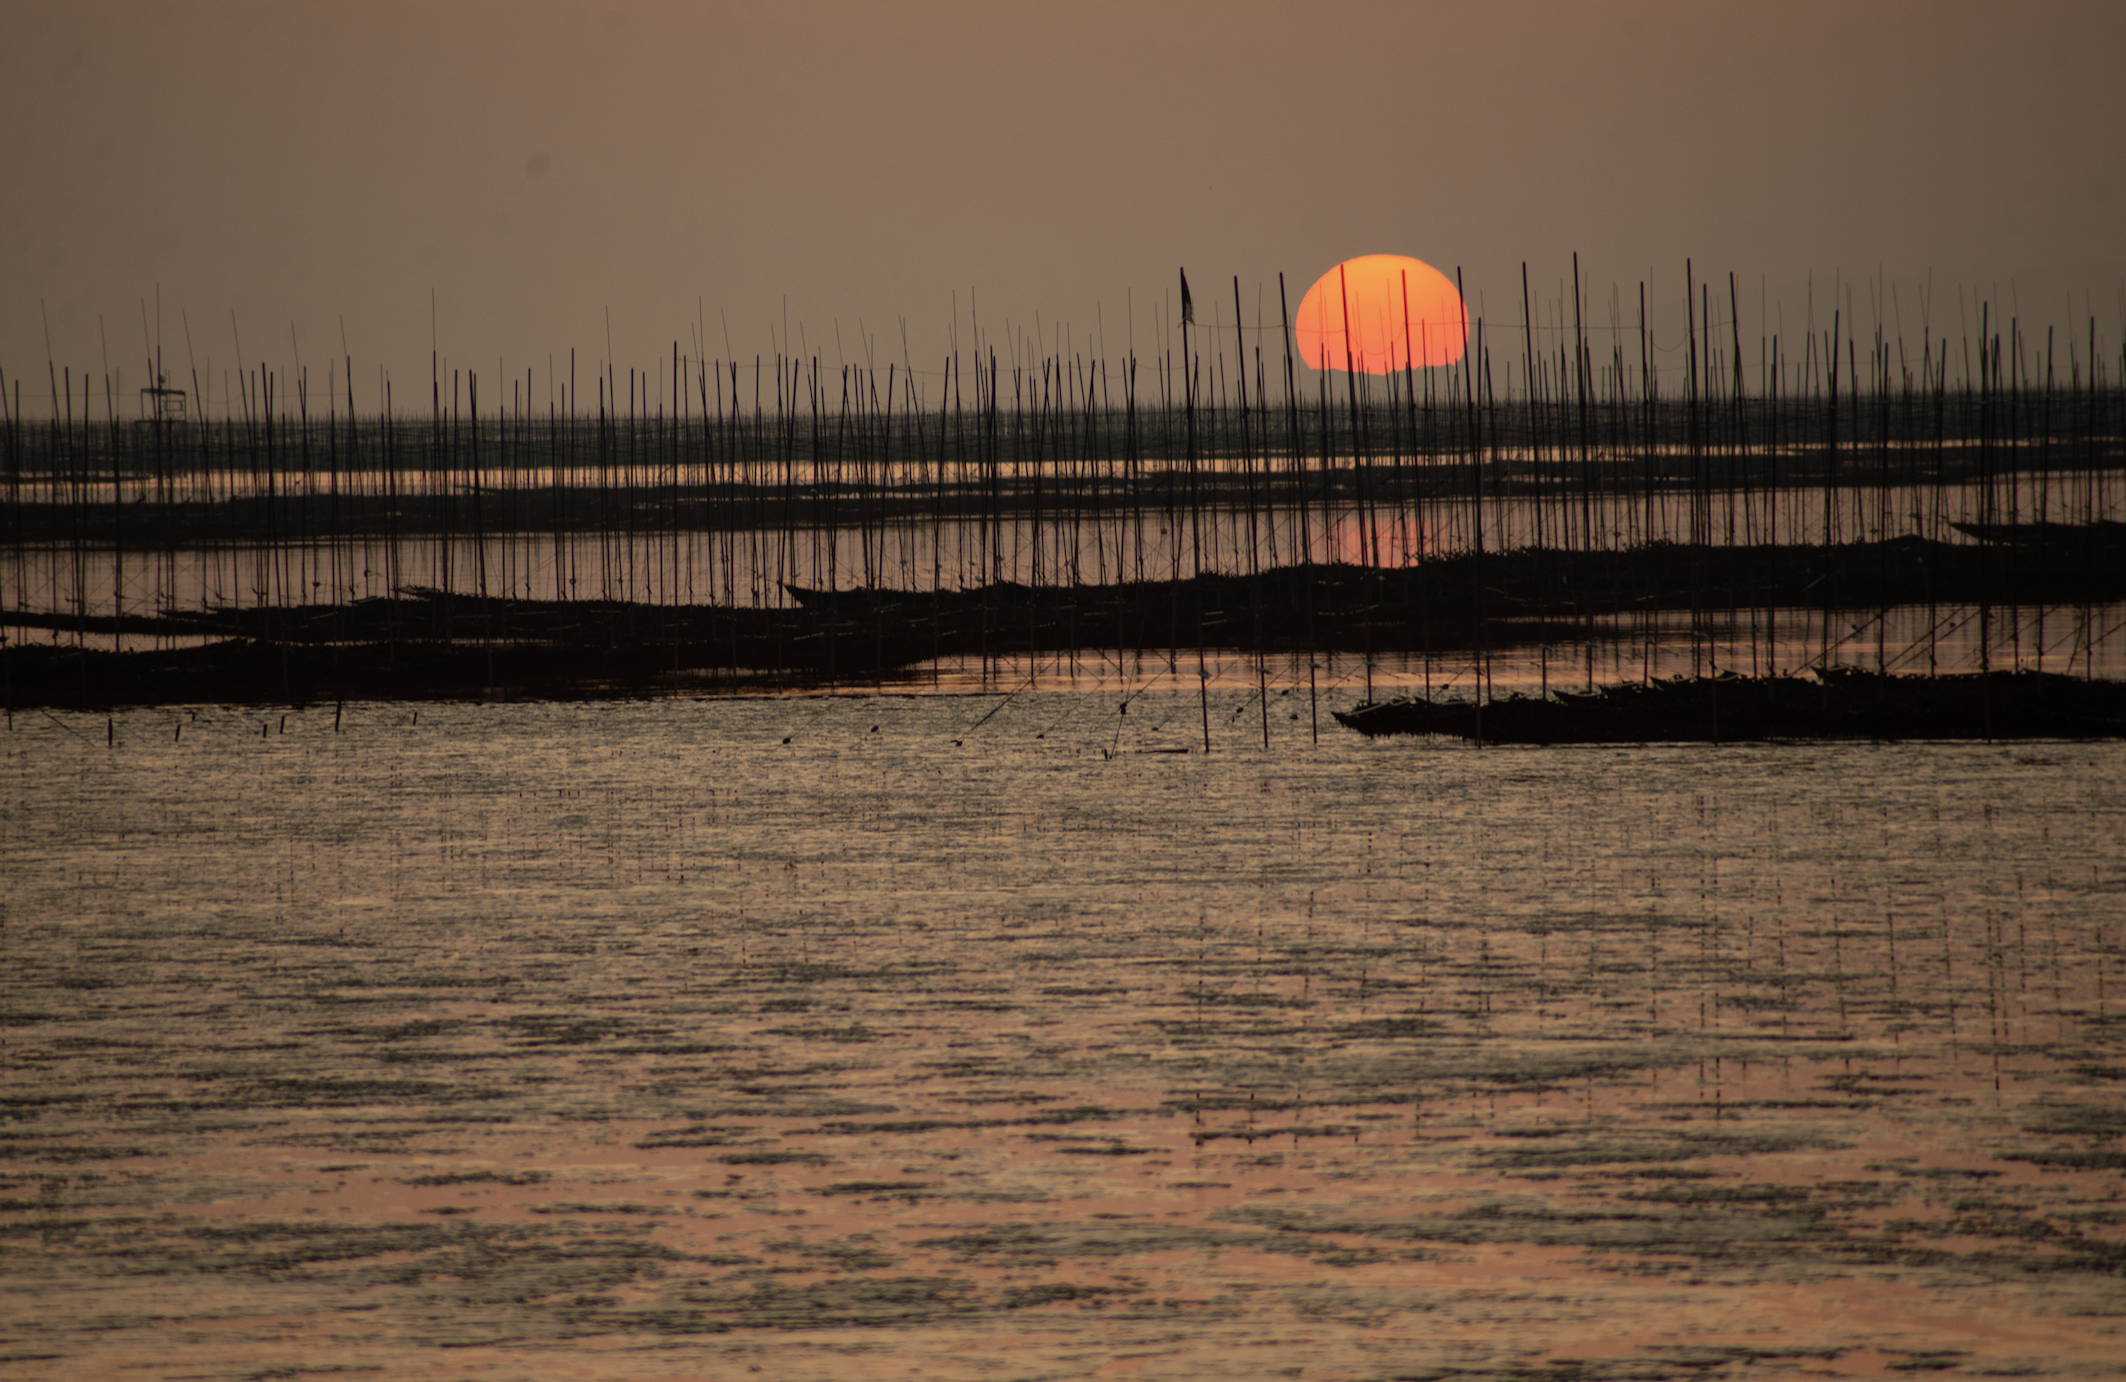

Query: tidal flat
left=2, top=692, right=2123, bottom=1381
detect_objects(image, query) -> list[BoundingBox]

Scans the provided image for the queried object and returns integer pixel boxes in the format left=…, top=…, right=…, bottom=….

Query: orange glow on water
left=1295, top=253, right=1466, bottom=372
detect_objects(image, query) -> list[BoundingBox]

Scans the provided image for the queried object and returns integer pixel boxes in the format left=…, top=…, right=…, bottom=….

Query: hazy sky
left=6, top=0, right=2123, bottom=418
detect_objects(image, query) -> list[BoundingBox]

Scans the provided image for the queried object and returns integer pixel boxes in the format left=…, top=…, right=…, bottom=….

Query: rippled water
left=4, top=696, right=2123, bottom=1381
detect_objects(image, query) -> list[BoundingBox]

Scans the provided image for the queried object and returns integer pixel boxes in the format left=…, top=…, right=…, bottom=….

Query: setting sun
left=1294, top=254, right=1466, bottom=372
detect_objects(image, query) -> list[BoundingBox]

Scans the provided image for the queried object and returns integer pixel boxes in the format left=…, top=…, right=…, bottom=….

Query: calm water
left=3, top=695, right=2124, bottom=1381
left=13, top=471, right=2113, bottom=616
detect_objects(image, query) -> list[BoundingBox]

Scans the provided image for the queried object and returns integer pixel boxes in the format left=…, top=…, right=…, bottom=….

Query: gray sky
left=5, top=0, right=2123, bottom=418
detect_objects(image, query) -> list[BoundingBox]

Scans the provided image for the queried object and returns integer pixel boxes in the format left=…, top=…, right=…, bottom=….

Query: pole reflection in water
left=4, top=698, right=2122, bottom=1380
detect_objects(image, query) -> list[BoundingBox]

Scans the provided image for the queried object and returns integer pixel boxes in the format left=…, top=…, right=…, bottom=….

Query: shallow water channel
left=3, top=694, right=2124, bottom=1381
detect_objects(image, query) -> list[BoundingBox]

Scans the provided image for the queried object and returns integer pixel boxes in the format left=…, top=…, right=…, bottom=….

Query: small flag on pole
left=1180, top=270, right=1194, bottom=326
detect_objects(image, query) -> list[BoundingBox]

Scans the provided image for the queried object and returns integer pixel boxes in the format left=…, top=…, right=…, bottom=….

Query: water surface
left=4, top=696, right=2123, bottom=1380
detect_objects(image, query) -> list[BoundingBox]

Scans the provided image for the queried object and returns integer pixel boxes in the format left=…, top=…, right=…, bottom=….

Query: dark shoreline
left=1333, top=667, right=2126, bottom=744
left=3, top=531, right=2120, bottom=711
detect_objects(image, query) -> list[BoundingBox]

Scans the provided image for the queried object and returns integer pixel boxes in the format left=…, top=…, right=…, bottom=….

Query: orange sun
left=1294, top=254, right=1466, bottom=373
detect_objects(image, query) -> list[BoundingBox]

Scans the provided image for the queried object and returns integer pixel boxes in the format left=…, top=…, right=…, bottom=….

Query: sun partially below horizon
left=1294, top=254, right=1466, bottom=373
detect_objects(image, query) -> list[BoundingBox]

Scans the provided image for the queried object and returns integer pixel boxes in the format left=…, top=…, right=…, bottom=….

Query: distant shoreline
left=4, top=532, right=2120, bottom=709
